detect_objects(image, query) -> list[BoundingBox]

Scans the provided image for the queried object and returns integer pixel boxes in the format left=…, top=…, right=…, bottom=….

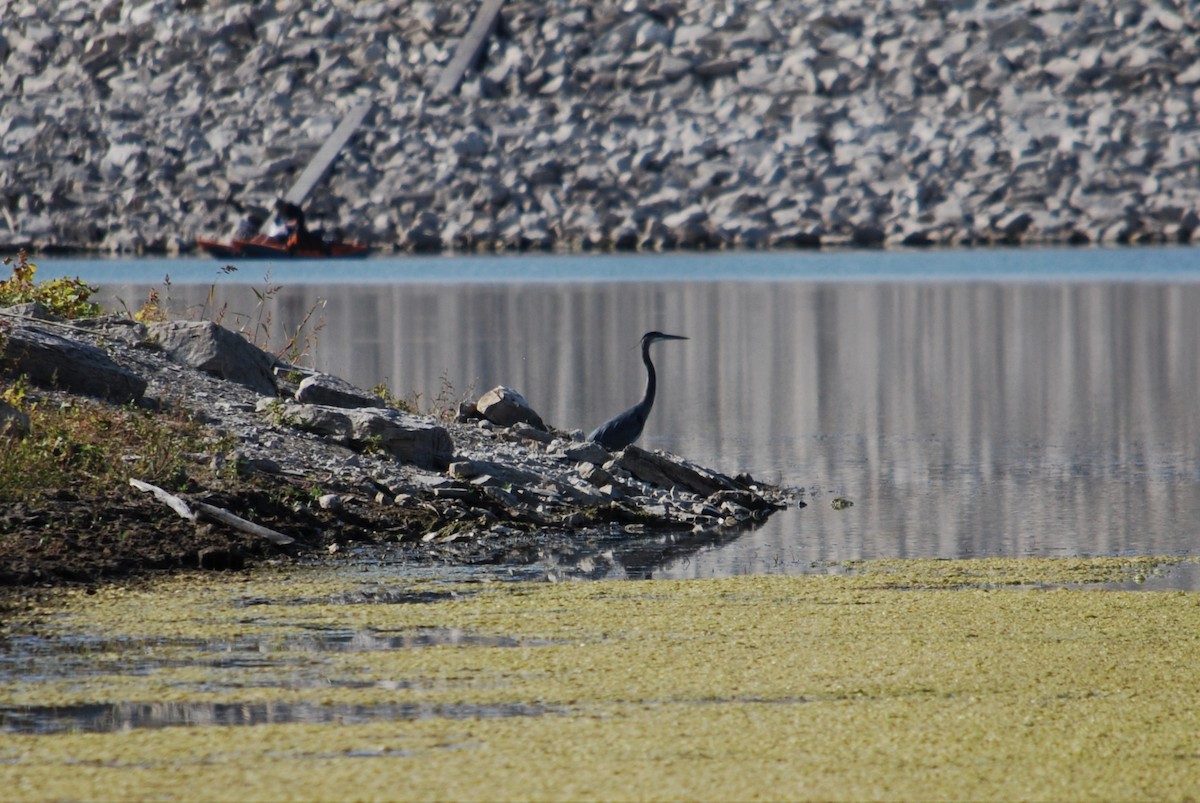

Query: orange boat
left=196, top=234, right=370, bottom=259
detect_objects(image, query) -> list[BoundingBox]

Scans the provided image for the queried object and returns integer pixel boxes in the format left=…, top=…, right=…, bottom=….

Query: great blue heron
left=588, top=331, right=688, bottom=451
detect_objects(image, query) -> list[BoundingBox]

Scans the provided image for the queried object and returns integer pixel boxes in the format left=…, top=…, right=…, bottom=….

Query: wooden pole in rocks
left=258, top=101, right=372, bottom=234
left=434, top=0, right=507, bottom=97
left=282, top=101, right=373, bottom=208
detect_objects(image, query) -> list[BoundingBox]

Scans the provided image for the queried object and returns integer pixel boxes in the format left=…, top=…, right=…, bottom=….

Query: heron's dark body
left=589, top=331, right=687, bottom=450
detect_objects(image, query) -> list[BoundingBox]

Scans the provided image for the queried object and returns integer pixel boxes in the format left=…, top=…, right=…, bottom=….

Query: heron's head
left=642, top=331, right=688, bottom=346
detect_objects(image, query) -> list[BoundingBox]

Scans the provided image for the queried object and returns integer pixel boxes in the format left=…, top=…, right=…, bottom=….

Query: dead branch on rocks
left=130, top=478, right=295, bottom=546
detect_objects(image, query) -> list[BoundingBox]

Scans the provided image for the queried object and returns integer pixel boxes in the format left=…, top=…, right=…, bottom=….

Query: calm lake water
left=41, top=246, right=1200, bottom=584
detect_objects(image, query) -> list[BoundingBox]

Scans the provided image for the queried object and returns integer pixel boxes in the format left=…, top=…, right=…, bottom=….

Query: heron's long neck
left=639, top=342, right=657, bottom=413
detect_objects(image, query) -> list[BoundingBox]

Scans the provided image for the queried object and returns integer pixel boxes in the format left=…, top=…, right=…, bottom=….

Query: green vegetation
left=0, top=376, right=227, bottom=502
left=259, top=398, right=297, bottom=429
left=371, top=379, right=421, bottom=414
left=373, top=370, right=471, bottom=421
left=0, top=253, right=307, bottom=505
left=0, top=251, right=232, bottom=502
left=1, top=560, right=1198, bottom=801
left=0, top=250, right=102, bottom=319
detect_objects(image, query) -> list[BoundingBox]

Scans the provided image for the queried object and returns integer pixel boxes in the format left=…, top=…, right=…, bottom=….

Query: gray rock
left=452, top=129, right=490, bottom=158
left=558, top=440, right=612, bottom=466
left=997, top=211, right=1034, bottom=239
left=508, top=421, right=555, bottom=444
left=295, top=372, right=384, bottom=409
left=474, top=386, right=547, bottom=430
left=259, top=399, right=454, bottom=470
left=0, top=399, right=30, bottom=437
left=617, top=444, right=740, bottom=496
left=0, top=302, right=55, bottom=320
left=146, top=321, right=277, bottom=396
left=851, top=224, right=886, bottom=248
left=342, top=409, right=455, bottom=470
left=1, top=323, right=146, bottom=403
left=449, top=459, right=542, bottom=487
left=317, top=493, right=343, bottom=511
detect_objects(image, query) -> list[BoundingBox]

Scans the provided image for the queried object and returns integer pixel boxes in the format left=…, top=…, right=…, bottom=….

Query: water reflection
left=0, top=623, right=556, bottom=734
left=0, top=700, right=551, bottom=735
left=283, top=626, right=530, bottom=651
left=0, top=628, right=539, bottom=685
left=103, top=278, right=1200, bottom=575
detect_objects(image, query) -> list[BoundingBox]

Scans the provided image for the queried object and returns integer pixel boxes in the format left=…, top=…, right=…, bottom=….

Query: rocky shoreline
left=2, top=0, right=1198, bottom=254
left=0, top=303, right=793, bottom=586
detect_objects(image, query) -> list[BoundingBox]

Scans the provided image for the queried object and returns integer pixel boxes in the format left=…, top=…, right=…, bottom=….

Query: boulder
left=617, top=444, right=741, bottom=496
left=146, top=321, right=277, bottom=396
left=474, top=386, right=547, bottom=430
left=295, top=372, right=384, bottom=409
left=557, top=440, right=611, bottom=466
left=1, top=302, right=55, bottom=320
left=259, top=400, right=453, bottom=470
left=1, top=323, right=146, bottom=403
left=449, top=459, right=543, bottom=487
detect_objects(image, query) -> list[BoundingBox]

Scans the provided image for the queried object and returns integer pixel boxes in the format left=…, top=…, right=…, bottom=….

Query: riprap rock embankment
left=2, top=0, right=1198, bottom=253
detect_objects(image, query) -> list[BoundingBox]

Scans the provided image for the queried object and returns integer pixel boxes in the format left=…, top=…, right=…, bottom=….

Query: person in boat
left=266, top=201, right=291, bottom=243
left=280, top=201, right=330, bottom=254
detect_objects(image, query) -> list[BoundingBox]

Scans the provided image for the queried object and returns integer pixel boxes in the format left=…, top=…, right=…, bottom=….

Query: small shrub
left=133, top=288, right=168, bottom=323
left=0, top=249, right=103, bottom=319
left=372, top=380, right=420, bottom=414
left=431, top=370, right=471, bottom=423
left=262, top=398, right=297, bottom=428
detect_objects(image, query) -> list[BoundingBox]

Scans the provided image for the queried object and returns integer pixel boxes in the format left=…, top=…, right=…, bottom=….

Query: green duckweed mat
left=1, top=557, right=1198, bottom=801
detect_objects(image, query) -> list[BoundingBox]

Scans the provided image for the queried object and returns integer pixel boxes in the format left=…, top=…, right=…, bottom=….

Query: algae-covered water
left=3, top=558, right=1199, bottom=801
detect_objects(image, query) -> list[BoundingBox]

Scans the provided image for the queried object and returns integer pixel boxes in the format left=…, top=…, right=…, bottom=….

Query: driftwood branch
left=129, top=478, right=295, bottom=546
left=191, top=502, right=295, bottom=546
left=129, top=478, right=195, bottom=521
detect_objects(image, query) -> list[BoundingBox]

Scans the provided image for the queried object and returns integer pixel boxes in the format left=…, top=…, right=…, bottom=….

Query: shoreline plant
left=0, top=250, right=102, bottom=319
